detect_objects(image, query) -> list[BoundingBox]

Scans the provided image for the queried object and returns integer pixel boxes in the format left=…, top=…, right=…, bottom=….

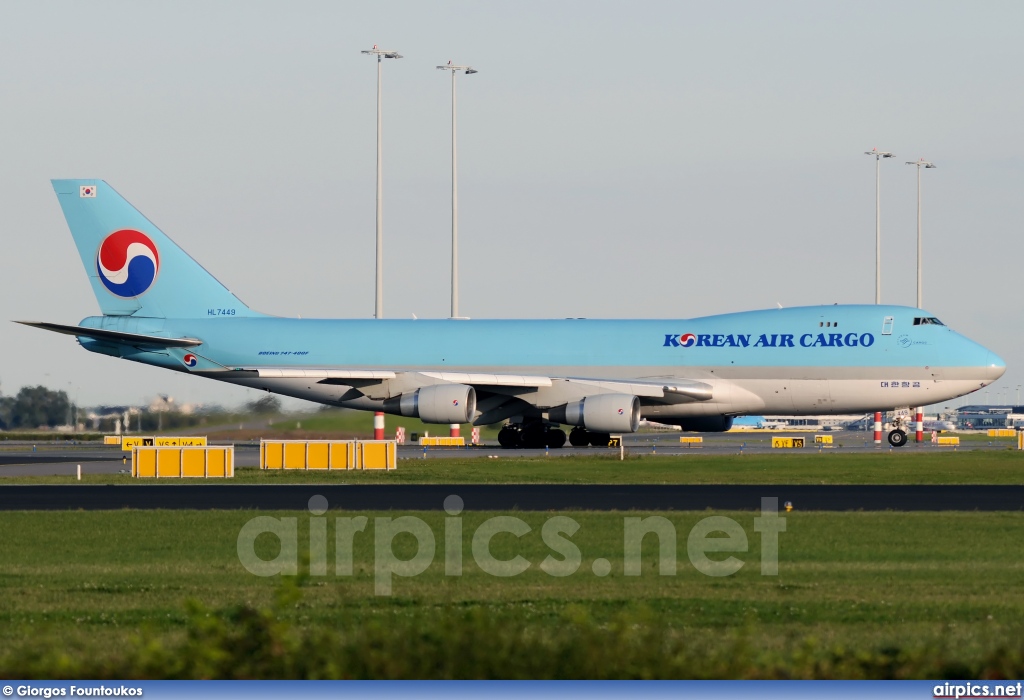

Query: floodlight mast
left=864, top=148, right=894, bottom=304
left=361, top=45, right=403, bottom=319
left=905, top=158, right=936, bottom=309
left=437, top=61, right=477, bottom=319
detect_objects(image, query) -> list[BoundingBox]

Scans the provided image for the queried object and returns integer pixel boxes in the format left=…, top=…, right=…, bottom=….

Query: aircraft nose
left=988, top=350, right=1007, bottom=379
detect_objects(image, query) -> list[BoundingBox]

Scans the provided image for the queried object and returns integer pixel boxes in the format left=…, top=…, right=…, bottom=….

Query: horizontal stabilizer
left=16, top=321, right=202, bottom=348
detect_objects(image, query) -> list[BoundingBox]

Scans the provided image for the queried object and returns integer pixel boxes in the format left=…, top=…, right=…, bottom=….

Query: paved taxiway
left=0, top=432, right=1008, bottom=477
left=0, top=484, right=1020, bottom=511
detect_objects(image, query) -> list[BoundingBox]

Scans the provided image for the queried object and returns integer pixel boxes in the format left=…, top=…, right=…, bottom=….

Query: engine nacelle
left=384, top=384, right=476, bottom=424
left=549, top=393, right=641, bottom=433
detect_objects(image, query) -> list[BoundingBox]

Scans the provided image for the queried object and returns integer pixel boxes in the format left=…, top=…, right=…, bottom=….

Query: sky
left=1, top=1, right=1022, bottom=411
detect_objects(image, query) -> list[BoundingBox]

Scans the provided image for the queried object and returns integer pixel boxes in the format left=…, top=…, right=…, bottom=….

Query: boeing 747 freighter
left=19, top=180, right=1006, bottom=448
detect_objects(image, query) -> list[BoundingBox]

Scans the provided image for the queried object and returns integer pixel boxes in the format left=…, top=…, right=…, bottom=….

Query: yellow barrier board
left=305, top=442, right=329, bottom=469
left=132, top=446, right=234, bottom=478
left=1019, top=431, right=1024, bottom=451
left=182, top=449, right=206, bottom=477
left=122, top=436, right=207, bottom=450
left=679, top=436, right=704, bottom=444
left=987, top=429, right=1015, bottom=438
left=284, top=441, right=307, bottom=469
left=772, top=437, right=805, bottom=448
left=134, top=449, right=156, bottom=477
left=814, top=435, right=833, bottom=444
left=330, top=442, right=355, bottom=469
left=259, top=440, right=371, bottom=470
left=419, top=437, right=466, bottom=447
left=103, top=436, right=122, bottom=445
left=936, top=436, right=960, bottom=446
left=358, top=441, right=397, bottom=470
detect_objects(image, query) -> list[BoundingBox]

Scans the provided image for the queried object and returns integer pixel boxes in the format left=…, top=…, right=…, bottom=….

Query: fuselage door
left=881, top=316, right=894, bottom=335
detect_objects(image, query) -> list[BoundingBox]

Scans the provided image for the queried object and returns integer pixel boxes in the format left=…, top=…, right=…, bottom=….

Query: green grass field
left=3, top=446, right=1023, bottom=678
left=1, top=508, right=1024, bottom=678
left=5, top=449, right=1024, bottom=485
left=270, top=410, right=502, bottom=441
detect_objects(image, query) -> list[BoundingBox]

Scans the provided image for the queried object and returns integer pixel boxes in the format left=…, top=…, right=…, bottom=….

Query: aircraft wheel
left=589, top=432, right=611, bottom=448
left=521, top=424, right=548, bottom=449
left=887, top=429, right=908, bottom=447
left=498, top=426, right=521, bottom=449
left=568, top=427, right=590, bottom=447
left=546, top=428, right=567, bottom=449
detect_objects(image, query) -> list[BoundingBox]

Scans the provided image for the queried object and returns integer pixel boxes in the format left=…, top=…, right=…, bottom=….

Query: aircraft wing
left=557, top=377, right=713, bottom=403
left=198, top=365, right=713, bottom=420
left=203, top=367, right=551, bottom=393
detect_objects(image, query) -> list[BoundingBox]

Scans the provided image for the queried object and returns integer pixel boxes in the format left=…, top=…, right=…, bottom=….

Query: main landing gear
left=569, top=426, right=612, bottom=448
left=497, top=422, right=614, bottom=449
left=498, top=422, right=567, bottom=449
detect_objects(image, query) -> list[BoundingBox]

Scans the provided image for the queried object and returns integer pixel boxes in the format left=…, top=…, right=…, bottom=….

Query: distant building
left=954, top=405, right=1020, bottom=430
left=760, top=414, right=868, bottom=430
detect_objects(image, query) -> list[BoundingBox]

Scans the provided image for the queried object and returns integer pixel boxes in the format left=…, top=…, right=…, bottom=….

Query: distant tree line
left=0, top=385, right=287, bottom=432
left=246, top=395, right=282, bottom=414
left=0, top=386, right=73, bottom=430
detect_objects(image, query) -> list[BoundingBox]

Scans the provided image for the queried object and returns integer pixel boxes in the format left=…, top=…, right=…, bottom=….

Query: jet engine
left=383, top=384, right=476, bottom=424
left=549, top=393, right=641, bottom=433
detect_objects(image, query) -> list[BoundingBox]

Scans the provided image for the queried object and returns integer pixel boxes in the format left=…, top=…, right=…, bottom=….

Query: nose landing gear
left=887, top=415, right=909, bottom=447
left=887, top=428, right=908, bottom=447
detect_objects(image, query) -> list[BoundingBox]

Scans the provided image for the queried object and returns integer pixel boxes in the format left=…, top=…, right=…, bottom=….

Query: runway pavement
left=0, top=484, right=1020, bottom=511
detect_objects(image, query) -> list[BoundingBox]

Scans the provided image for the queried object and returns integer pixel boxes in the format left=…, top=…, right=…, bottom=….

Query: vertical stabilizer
left=51, top=179, right=261, bottom=318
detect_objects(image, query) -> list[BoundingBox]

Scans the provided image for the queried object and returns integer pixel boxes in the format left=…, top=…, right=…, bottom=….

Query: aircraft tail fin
left=51, top=180, right=262, bottom=318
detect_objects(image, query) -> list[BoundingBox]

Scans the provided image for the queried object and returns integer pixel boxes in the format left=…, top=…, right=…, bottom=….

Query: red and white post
left=873, top=411, right=882, bottom=445
left=449, top=423, right=460, bottom=438
left=915, top=408, right=924, bottom=443
left=373, top=411, right=385, bottom=441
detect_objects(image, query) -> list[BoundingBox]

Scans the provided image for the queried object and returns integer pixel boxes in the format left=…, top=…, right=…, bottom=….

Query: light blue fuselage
left=79, top=304, right=1004, bottom=420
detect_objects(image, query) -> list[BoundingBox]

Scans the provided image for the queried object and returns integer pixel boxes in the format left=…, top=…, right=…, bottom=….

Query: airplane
left=19, top=180, right=1006, bottom=449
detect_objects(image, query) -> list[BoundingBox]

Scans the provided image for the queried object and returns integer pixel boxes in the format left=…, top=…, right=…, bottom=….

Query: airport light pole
left=864, top=148, right=894, bottom=304
left=437, top=61, right=477, bottom=320
left=906, top=158, right=936, bottom=309
left=362, top=45, right=403, bottom=319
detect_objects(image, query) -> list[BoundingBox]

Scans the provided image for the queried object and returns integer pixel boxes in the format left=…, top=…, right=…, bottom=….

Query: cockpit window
left=913, top=317, right=945, bottom=326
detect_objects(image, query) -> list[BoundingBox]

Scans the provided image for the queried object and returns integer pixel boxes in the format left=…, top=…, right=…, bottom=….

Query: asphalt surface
left=0, top=446, right=136, bottom=477
left=0, top=484, right=1020, bottom=511
left=0, top=432, right=1008, bottom=477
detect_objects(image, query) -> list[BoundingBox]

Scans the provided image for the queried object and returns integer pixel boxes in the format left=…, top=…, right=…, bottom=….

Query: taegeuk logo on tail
left=96, top=229, right=160, bottom=298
